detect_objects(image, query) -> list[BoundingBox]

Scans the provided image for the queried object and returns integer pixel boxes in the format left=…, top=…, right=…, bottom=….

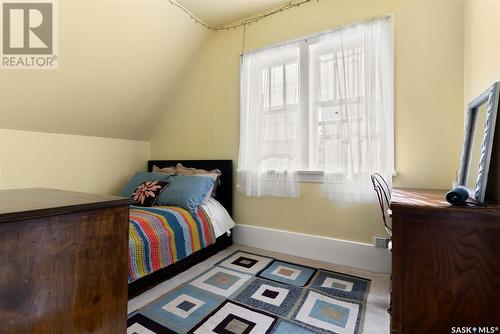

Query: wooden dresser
left=0, top=188, right=131, bottom=334
left=390, top=188, right=500, bottom=334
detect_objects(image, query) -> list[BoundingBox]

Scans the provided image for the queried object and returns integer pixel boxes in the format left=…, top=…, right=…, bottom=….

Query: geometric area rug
left=127, top=251, right=371, bottom=334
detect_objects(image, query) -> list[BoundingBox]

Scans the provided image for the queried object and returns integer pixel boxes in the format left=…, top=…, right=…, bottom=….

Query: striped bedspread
left=128, top=205, right=216, bottom=283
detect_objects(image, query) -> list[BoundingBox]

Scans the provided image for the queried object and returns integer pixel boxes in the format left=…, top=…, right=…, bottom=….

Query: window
left=238, top=17, right=393, bottom=200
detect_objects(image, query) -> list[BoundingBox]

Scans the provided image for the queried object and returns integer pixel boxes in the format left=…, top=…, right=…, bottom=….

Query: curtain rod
left=240, top=13, right=393, bottom=56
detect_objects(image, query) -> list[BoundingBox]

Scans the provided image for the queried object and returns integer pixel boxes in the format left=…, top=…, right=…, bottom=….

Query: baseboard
left=233, top=224, right=391, bottom=274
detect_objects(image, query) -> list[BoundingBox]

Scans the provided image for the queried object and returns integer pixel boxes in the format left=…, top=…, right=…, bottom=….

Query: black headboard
left=148, top=160, right=233, bottom=217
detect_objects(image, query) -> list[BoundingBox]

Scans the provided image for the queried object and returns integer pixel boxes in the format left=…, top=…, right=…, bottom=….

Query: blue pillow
left=120, top=172, right=171, bottom=197
left=155, top=175, right=214, bottom=213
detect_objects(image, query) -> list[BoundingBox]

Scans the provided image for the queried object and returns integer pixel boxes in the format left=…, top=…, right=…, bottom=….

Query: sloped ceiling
left=177, top=0, right=290, bottom=27
left=0, top=0, right=295, bottom=140
left=0, top=0, right=210, bottom=140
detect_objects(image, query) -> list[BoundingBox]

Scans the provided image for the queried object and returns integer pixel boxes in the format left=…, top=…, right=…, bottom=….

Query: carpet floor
left=128, top=245, right=390, bottom=334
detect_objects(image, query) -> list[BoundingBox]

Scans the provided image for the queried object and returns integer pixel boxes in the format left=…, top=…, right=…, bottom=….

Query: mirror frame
left=458, top=81, right=499, bottom=202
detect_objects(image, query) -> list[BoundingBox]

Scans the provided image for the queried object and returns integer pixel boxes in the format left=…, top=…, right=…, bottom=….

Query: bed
left=128, top=160, right=234, bottom=297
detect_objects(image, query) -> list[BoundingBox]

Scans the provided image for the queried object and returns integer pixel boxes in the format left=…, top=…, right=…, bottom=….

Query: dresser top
left=0, top=188, right=131, bottom=223
left=391, top=188, right=500, bottom=216
left=391, top=188, right=450, bottom=208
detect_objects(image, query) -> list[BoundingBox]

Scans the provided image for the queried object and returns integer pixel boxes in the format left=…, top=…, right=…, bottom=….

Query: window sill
left=297, top=171, right=324, bottom=183
left=297, top=170, right=398, bottom=183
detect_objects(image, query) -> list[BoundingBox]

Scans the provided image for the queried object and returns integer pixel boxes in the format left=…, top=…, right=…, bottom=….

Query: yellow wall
left=464, top=0, right=500, bottom=103
left=0, top=129, right=149, bottom=195
left=464, top=0, right=500, bottom=200
left=150, top=0, right=465, bottom=243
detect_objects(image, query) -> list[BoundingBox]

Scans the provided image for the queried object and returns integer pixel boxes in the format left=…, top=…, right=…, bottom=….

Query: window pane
left=261, top=111, right=299, bottom=171
left=316, top=105, right=342, bottom=170
left=316, top=122, right=325, bottom=170
left=319, top=54, right=334, bottom=102
left=270, top=65, right=284, bottom=107
left=261, top=68, right=269, bottom=108
left=285, top=63, right=298, bottom=105
left=262, top=112, right=298, bottom=141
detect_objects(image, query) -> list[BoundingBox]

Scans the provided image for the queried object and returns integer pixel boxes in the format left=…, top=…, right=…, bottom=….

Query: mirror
left=458, top=82, right=499, bottom=202
left=465, top=103, right=487, bottom=189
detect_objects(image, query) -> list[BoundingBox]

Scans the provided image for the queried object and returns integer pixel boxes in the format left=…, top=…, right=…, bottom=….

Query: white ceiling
left=177, top=0, right=290, bottom=27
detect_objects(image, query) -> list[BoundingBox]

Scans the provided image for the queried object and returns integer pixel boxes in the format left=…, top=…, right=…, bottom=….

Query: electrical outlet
left=373, top=236, right=390, bottom=249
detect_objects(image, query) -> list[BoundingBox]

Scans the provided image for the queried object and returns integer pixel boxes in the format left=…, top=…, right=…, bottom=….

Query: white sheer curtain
left=237, top=17, right=393, bottom=200
left=237, top=44, right=301, bottom=197
left=311, top=18, right=394, bottom=202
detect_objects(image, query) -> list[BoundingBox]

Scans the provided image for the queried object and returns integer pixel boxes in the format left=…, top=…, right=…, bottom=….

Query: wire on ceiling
left=168, top=0, right=316, bottom=32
